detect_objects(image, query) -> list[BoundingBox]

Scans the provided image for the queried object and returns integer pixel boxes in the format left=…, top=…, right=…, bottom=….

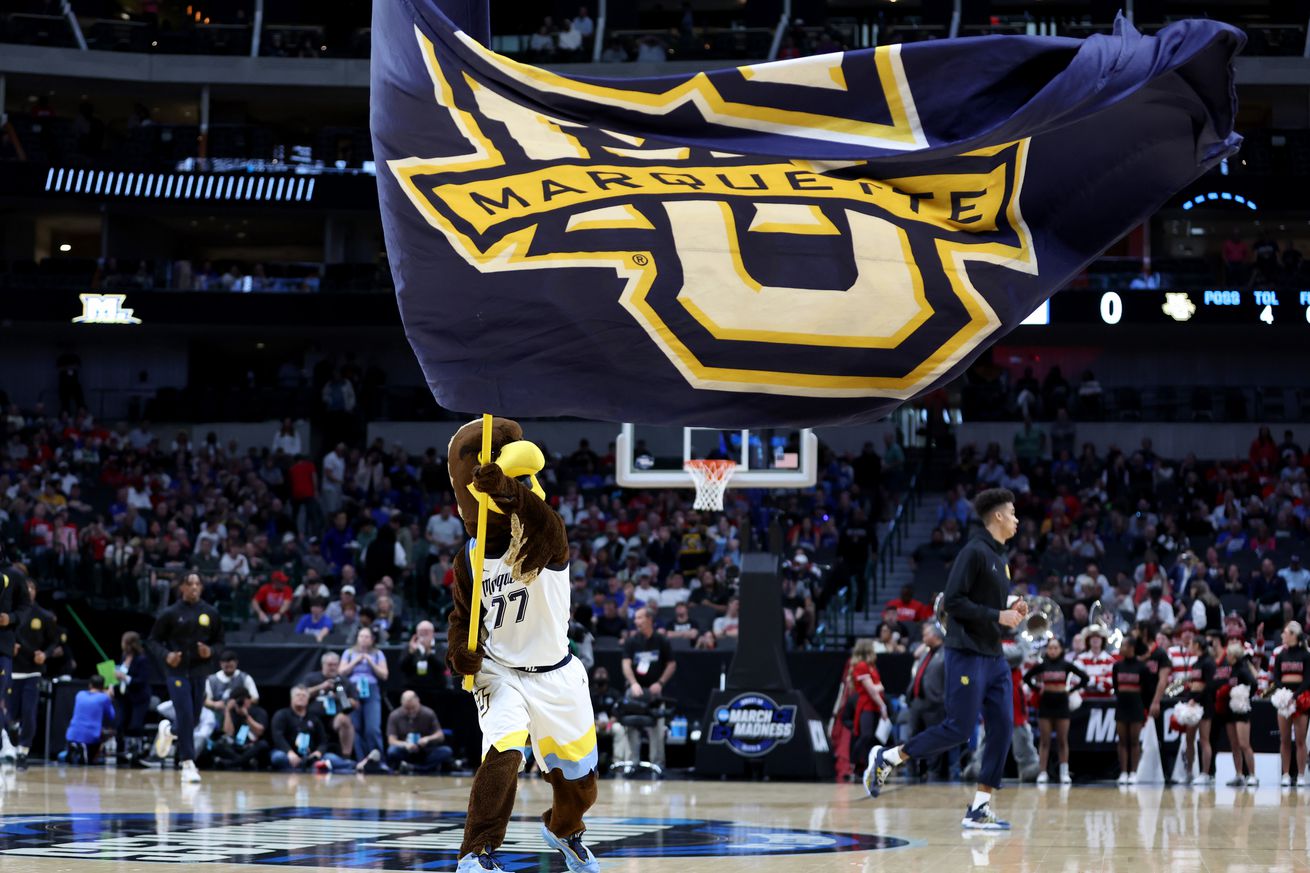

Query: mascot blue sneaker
left=541, top=823, right=600, bottom=873
left=456, top=850, right=506, bottom=871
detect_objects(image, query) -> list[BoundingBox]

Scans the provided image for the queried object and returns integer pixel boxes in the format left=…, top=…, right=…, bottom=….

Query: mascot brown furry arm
left=445, top=423, right=568, bottom=679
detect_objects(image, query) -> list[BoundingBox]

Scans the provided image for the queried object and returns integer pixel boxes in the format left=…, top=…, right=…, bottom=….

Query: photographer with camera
left=211, top=687, right=270, bottom=770
left=301, top=651, right=357, bottom=760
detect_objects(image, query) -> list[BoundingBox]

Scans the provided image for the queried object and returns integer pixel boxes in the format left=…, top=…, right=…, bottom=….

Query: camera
left=332, top=678, right=355, bottom=714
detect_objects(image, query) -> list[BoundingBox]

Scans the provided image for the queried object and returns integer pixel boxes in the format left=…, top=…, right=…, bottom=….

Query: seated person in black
left=211, top=687, right=270, bottom=771
left=270, top=685, right=355, bottom=772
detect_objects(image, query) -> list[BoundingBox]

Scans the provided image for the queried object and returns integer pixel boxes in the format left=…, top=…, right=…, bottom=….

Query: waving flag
left=371, top=0, right=1241, bottom=427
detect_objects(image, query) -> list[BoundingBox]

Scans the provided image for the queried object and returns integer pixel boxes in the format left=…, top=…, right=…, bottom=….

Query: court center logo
left=0, top=807, right=905, bottom=868
left=708, top=693, right=798, bottom=757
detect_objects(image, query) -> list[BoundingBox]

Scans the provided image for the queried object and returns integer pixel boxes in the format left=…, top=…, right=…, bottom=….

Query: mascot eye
left=515, top=475, right=533, bottom=487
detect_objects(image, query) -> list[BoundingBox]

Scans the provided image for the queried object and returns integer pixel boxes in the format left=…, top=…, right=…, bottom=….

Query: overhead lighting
left=58, top=244, right=72, bottom=252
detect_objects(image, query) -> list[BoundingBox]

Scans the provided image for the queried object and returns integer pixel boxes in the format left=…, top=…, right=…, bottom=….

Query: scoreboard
left=1034, top=289, right=1310, bottom=327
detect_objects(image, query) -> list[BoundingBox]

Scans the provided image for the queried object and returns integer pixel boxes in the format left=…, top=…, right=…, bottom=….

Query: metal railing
left=865, top=465, right=922, bottom=616
left=815, top=462, right=922, bottom=649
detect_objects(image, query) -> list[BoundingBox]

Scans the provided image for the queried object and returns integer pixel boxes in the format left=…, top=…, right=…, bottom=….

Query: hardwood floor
left=0, top=767, right=1306, bottom=871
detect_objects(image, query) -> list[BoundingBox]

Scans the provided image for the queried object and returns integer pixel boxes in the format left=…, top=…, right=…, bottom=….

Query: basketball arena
left=0, top=1, right=1307, bottom=871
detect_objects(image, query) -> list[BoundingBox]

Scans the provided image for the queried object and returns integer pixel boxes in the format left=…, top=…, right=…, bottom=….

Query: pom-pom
left=1272, top=688, right=1298, bottom=720
left=1215, top=683, right=1231, bottom=715
left=1229, top=684, right=1251, bottom=715
left=1298, top=690, right=1310, bottom=716
left=1172, top=700, right=1203, bottom=727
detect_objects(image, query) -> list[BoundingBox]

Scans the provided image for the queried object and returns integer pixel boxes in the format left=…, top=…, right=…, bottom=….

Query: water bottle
left=669, top=715, right=688, bottom=745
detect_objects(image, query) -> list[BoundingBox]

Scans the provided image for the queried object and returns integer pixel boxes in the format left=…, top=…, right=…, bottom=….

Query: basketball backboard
left=615, top=423, right=817, bottom=489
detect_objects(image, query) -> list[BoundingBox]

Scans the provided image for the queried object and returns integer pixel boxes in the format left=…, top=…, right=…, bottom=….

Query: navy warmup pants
left=0, top=655, right=13, bottom=734
left=11, top=677, right=39, bottom=748
left=903, top=649, right=1013, bottom=789
left=166, top=676, right=207, bottom=762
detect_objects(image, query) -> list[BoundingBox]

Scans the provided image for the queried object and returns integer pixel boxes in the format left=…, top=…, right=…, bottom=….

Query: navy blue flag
left=370, top=0, right=1240, bottom=427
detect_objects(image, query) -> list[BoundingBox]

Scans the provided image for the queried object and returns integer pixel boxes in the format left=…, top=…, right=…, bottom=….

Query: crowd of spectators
left=1221, top=230, right=1308, bottom=288
left=0, top=404, right=898, bottom=645
left=908, top=423, right=1310, bottom=646
left=523, top=9, right=595, bottom=62
left=0, top=400, right=900, bottom=770
left=832, top=423, right=1310, bottom=786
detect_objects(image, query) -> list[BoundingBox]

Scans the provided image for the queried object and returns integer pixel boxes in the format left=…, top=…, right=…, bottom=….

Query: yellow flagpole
left=463, top=413, right=493, bottom=693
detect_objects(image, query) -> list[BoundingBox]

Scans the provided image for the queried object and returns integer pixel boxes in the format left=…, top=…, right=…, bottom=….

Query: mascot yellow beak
left=468, top=439, right=547, bottom=513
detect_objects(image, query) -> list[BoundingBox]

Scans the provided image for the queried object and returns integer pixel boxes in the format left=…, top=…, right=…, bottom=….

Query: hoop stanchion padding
left=684, top=459, right=736, bottom=511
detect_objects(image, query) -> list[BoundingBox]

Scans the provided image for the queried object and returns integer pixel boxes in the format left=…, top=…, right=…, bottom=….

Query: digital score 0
left=1038, top=290, right=1310, bottom=327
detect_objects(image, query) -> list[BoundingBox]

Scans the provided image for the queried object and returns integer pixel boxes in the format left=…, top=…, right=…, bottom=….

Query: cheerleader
left=1273, top=621, right=1310, bottom=787
left=1216, top=640, right=1258, bottom=787
left=1137, top=625, right=1173, bottom=720
left=1180, top=635, right=1216, bottom=786
left=1024, top=637, right=1090, bottom=785
left=1112, top=638, right=1146, bottom=785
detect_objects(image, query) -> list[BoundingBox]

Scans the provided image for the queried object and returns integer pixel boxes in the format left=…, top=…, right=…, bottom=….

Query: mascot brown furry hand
left=446, top=417, right=599, bottom=873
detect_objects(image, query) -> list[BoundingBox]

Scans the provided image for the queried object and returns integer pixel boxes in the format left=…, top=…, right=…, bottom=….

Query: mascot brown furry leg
left=542, top=769, right=599, bottom=838
left=459, top=747, right=522, bottom=857
left=447, top=417, right=599, bottom=873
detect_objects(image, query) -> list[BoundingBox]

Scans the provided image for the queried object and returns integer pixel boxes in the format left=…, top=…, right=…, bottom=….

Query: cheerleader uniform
left=1141, top=645, right=1172, bottom=709
left=1219, top=656, right=1258, bottom=724
left=1187, top=654, right=1216, bottom=719
left=1024, top=657, right=1091, bottom=719
left=1273, top=646, right=1310, bottom=697
left=1113, top=656, right=1146, bottom=724
left=1208, top=660, right=1233, bottom=726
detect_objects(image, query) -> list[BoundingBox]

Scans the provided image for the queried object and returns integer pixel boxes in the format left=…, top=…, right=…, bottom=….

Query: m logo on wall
left=72, top=293, right=141, bottom=325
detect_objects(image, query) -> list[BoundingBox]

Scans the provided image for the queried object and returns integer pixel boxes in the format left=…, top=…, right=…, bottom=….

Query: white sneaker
left=154, top=720, right=175, bottom=760
left=1194, top=774, right=1212, bottom=787
left=1298, top=775, right=1308, bottom=788
left=180, top=762, right=201, bottom=784
left=1225, top=776, right=1245, bottom=788
left=1280, top=774, right=1292, bottom=787
left=355, top=749, right=381, bottom=773
left=1059, top=772, right=1072, bottom=785
left=1036, top=772, right=1049, bottom=785
left=0, top=732, right=16, bottom=763
left=1245, top=775, right=1259, bottom=788
left=1127, top=773, right=1138, bottom=785
left=1117, top=772, right=1130, bottom=785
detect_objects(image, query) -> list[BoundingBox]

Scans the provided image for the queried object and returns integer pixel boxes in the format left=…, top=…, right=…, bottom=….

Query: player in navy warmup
left=863, top=488, right=1026, bottom=830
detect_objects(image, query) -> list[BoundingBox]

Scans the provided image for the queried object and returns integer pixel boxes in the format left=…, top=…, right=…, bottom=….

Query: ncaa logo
left=708, top=693, right=798, bottom=757
left=388, top=32, right=1037, bottom=401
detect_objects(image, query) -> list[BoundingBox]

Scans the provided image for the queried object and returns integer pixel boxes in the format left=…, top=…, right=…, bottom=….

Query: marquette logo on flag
left=387, top=31, right=1038, bottom=400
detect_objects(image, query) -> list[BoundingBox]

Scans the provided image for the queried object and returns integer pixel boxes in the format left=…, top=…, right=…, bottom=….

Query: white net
left=684, top=460, right=736, bottom=511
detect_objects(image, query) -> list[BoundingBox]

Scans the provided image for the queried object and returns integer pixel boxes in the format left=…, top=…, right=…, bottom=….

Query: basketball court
left=1, top=769, right=1306, bottom=872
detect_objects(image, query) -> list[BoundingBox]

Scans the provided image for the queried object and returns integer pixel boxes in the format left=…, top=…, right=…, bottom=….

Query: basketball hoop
left=684, top=459, right=736, bottom=511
